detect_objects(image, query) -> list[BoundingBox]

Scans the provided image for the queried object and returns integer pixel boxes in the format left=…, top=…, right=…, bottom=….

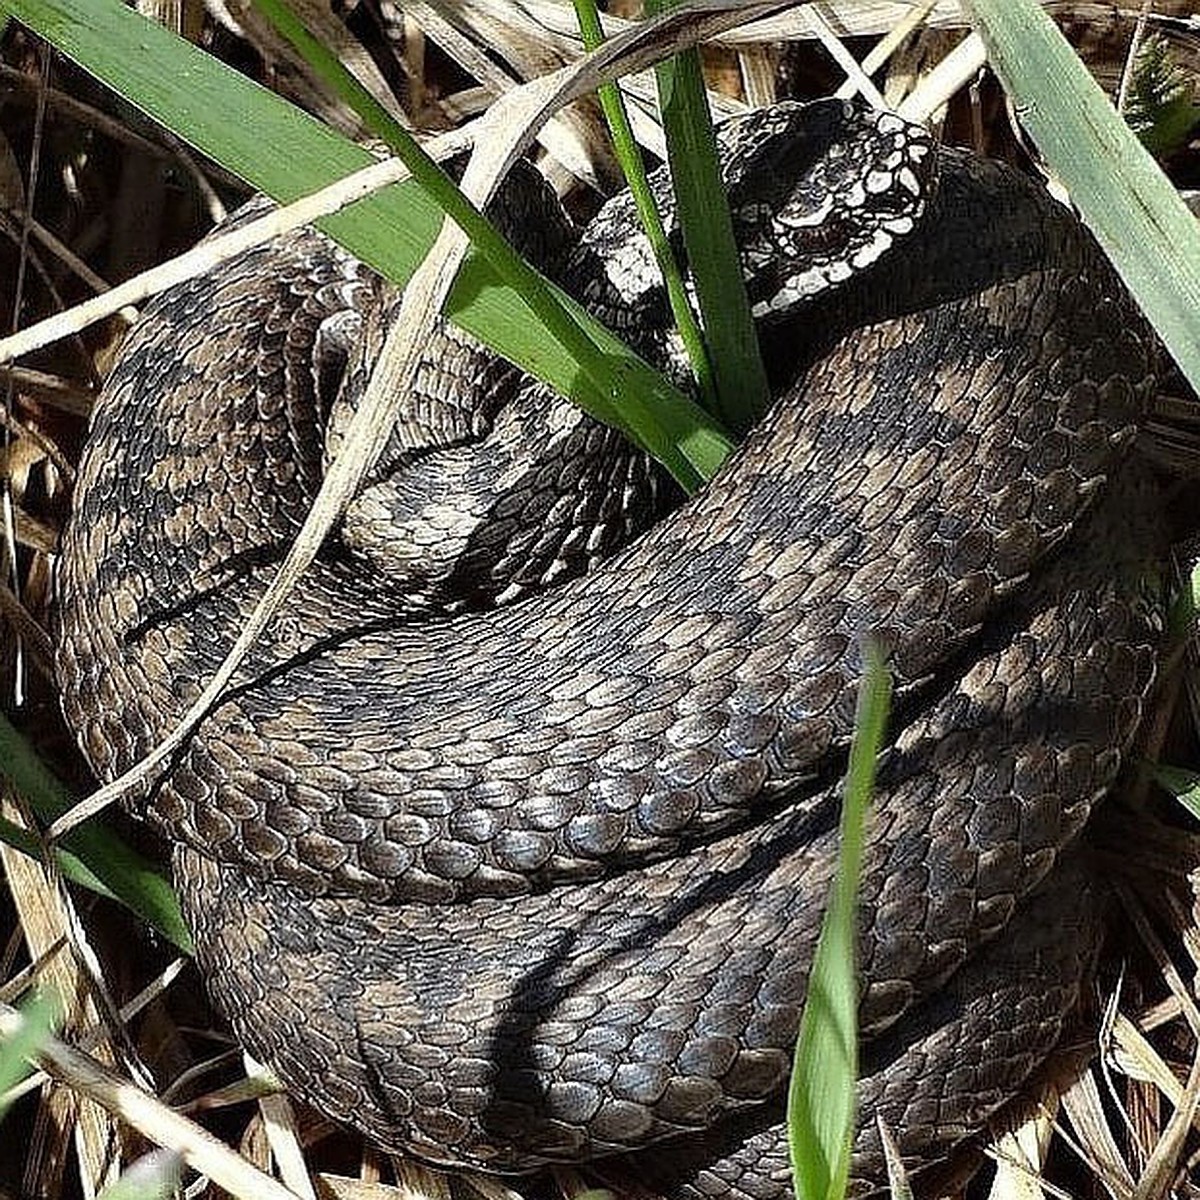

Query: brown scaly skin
left=56, top=101, right=1171, bottom=1193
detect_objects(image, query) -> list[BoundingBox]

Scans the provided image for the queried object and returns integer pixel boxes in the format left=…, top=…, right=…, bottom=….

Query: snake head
left=717, top=99, right=938, bottom=319
left=570, top=99, right=938, bottom=357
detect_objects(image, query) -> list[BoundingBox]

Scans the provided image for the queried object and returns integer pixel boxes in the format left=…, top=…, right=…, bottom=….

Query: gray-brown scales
left=55, top=100, right=1183, bottom=1197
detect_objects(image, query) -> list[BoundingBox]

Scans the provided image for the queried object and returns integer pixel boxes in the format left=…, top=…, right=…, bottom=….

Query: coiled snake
left=56, top=100, right=1174, bottom=1195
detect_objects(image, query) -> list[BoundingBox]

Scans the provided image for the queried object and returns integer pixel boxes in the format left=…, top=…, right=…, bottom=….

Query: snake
left=54, top=99, right=1175, bottom=1196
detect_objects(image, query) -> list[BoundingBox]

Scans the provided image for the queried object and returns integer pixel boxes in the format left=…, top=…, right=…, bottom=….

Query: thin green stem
left=788, top=644, right=891, bottom=1200
left=572, top=0, right=716, bottom=411
left=645, top=0, right=771, bottom=437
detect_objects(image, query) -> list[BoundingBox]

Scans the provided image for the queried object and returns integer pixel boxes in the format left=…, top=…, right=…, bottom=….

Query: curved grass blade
left=1, top=0, right=734, bottom=489
left=0, top=715, right=192, bottom=953
left=249, top=0, right=729, bottom=488
left=573, top=0, right=717, bottom=412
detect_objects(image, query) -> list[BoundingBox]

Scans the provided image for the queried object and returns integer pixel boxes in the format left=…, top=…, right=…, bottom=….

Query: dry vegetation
left=1, top=2, right=1200, bottom=1198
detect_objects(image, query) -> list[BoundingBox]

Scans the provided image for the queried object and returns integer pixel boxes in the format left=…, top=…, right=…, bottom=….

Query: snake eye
left=762, top=128, right=829, bottom=188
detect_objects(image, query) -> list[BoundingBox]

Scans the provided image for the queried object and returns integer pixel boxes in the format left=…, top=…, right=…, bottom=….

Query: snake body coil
left=56, top=102, right=1172, bottom=1195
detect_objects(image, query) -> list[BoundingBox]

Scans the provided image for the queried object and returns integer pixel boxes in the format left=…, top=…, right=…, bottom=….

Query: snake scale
left=56, top=100, right=1177, bottom=1195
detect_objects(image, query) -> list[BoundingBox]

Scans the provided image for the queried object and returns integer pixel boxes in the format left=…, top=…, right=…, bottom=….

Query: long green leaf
left=648, top=1, right=770, bottom=436
left=0, top=812, right=134, bottom=900
left=1, top=0, right=734, bottom=489
left=249, top=0, right=730, bottom=485
left=963, top=0, right=1200, bottom=396
left=789, top=647, right=891, bottom=1200
left=0, top=715, right=193, bottom=953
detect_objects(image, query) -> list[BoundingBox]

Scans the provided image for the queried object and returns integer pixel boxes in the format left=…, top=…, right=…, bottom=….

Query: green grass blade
left=0, top=715, right=193, bottom=953
left=0, top=991, right=57, bottom=1119
left=963, top=0, right=1200, bottom=397
left=647, top=4, right=770, bottom=437
left=789, top=646, right=891, bottom=1200
left=1, top=0, right=733, bottom=490
left=248, top=0, right=730, bottom=486
left=572, top=0, right=717, bottom=411
left=0, top=812, right=132, bottom=902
